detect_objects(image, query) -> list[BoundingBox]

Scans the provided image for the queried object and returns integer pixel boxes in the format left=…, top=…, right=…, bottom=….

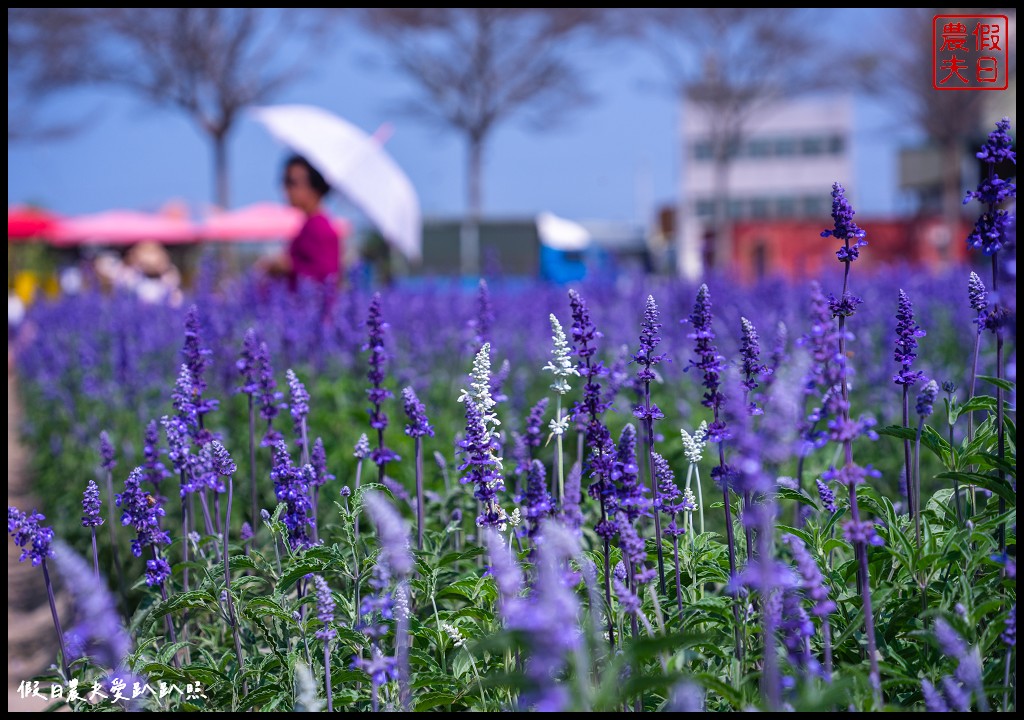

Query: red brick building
left=728, top=216, right=971, bottom=284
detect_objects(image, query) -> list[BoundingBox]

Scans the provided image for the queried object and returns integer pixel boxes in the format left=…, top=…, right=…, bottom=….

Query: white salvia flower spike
left=543, top=313, right=579, bottom=395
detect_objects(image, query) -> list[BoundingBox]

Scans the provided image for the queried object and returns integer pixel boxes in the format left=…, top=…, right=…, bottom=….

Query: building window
left=693, top=141, right=713, bottom=161
left=728, top=199, right=744, bottom=219
left=750, top=198, right=770, bottom=218
left=776, top=196, right=797, bottom=217
left=829, top=135, right=845, bottom=155
left=801, top=137, right=826, bottom=156
left=774, top=138, right=797, bottom=157
left=802, top=196, right=826, bottom=217
left=695, top=200, right=715, bottom=218
left=747, top=139, right=772, bottom=158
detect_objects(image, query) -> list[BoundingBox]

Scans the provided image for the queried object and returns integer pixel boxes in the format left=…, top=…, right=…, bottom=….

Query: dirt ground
left=8, top=364, right=59, bottom=711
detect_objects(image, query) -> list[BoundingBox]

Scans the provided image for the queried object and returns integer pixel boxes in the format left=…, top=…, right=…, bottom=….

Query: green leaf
left=977, top=374, right=1015, bottom=393
left=936, top=471, right=1016, bottom=505
left=278, top=557, right=329, bottom=589
left=239, top=685, right=281, bottom=711
left=150, top=590, right=218, bottom=617
left=415, top=691, right=458, bottom=711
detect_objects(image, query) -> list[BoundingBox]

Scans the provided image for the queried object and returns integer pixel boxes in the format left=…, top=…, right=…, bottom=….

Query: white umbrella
left=250, top=104, right=421, bottom=261
left=536, top=211, right=591, bottom=251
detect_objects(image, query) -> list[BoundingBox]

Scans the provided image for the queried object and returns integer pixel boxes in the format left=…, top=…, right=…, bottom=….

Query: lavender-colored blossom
left=614, top=576, right=641, bottom=616
left=916, top=379, right=939, bottom=418
left=236, top=328, right=261, bottom=395
left=270, top=441, right=314, bottom=550
left=631, top=295, right=666, bottom=421
left=842, top=518, right=884, bottom=547
left=351, top=646, right=398, bottom=687
left=968, top=271, right=988, bottom=316
left=171, top=364, right=198, bottom=429
left=934, top=618, right=985, bottom=699
left=8, top=506, right=55, bottom=566
left=354, top=433, right=371, bottom=460
left=782, top=534, right=835, bottom=617
left=141, top=420, right=169, bottom=489
left=739, top=317, right=769, bottom=414
left=1003, top=605, right=1016, bottom=647
left=921, top=679, right=950, bottom=712
left=207, top=440, right=237, bottom=478
left=893, top=290, right=926, bottom=386
left=82, top=480, right=104, bottom=528
left=560, top=462, right=583, bottom=532
left=314, top=575, right=336, bottom=641
left=821, top=182, right=867, bottom=262
left=53, top=540, right=131, bottom=668
left=99, top=431, right=117, bottom=472
left=612, top=424, right=649, bottom=520
left=181, top=305, right=211, bottom=395
left=310, top=438, right=334, bottom=487
left=518, top=459, right=554, bottom=543
left=286, top=369, right=310, bottom=438
left=457, top=344, right=506, bottom=528
left=145, top=557, right=171, bottom=587
left=779, top=589, right=817, bottom=676
left=503, top=521, right=582, bottom=713
left=964, top=118, right=1017, bottom=255
left=401, top=387, right=434, bottom=438
left=687, top=284, right=728, bottom=442
left=116, top=467, right=171, bottom=561
left=255, top=341, right=283, bottom=446
left=484, top=528, right=524, bottom=613
left=468, top=278, right=494, bottom=349
left=363, top=491, right=413, bottom=579
left=523, top=397, right=549, bottom=452
left=816, top=479, right=837, bottom=513
left=239, top=522, right=254, bottom=542
left=364, top=293, right=400, bottom=470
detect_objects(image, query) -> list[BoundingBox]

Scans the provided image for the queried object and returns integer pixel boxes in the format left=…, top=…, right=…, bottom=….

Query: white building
left=677, top=94, right=855, bottom=279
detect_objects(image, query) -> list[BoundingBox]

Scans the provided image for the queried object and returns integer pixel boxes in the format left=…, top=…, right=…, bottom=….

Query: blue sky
left=7, top=9, right=920, bottom=228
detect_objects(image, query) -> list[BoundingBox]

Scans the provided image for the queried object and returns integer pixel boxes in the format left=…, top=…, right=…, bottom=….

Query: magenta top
left=288, top=212, right=340, bottom=287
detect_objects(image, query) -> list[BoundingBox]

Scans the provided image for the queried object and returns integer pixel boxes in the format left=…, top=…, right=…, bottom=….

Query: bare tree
left=627, top=9, right=828, bottom=279
left=8, top=8, right=101, bottom=142
left=361, top=8, right=603, bottom=274
left=8, top=9, right=328, bottom=208
left=852, top=7, right=991, bottom=246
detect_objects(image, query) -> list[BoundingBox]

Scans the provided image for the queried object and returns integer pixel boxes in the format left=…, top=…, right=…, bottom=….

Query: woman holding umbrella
left=258, top=154, right=341, bottom=288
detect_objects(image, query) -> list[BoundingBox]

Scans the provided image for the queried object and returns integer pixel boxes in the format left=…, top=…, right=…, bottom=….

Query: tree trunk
left=213, top=131, right=230, bottom=210
left=461, top=134, right=483, bottom=276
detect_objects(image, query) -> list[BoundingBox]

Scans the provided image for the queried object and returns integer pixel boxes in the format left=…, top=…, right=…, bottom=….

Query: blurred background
left=8, top=8, right=1016, bottom=299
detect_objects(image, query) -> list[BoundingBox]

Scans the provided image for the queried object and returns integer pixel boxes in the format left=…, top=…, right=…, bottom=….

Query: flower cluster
left=821, top=182, right=867, bottom=262
left=964, top=118, right=1016, bottom=255
left=687, top=284, right=728, bottom=442
left=457, top=344, right=507, bottom=528
left=270, top=441, right=315, bottom=549
left=632, top=295, right=666, bottom=424
left=892, top=290, right=926, bottom=386
left=739, top=317, right=770, bottom=416
left=364, top=293, right=400, bottom=470
left=401, top=387, right=434, bottom=438
left=82, top=480, right=104, bottom=528
left=286, top=369, right=310, bottom=441
left=8, top=506, right=55, bottom=566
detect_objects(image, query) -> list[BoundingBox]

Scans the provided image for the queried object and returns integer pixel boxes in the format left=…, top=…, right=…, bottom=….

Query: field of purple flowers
left=7, top=121, right=1017, bottom=712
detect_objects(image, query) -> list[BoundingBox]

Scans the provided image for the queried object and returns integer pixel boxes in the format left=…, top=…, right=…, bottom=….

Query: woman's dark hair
left=284, top=154, right=331, bottom=198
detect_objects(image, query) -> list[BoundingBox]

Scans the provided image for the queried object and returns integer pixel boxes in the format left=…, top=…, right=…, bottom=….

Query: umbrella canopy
left=251, top=104, right=421, bottom=261
left=536, top=211, right=592, bottom=252
left=8, top=206, right=60, bottom=241
left=198, top=202, right=351, bottom=242
left=50, top=210, right=197, bottom=247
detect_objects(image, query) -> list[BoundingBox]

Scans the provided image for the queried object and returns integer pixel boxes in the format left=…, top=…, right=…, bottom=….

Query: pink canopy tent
left=49, top=209, right=198, bottom=247
left=197, top=202, right=354, bottom=241
left=197, top=202, right=351, bottom=242
left=8, top=206, right=61, bottom=241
